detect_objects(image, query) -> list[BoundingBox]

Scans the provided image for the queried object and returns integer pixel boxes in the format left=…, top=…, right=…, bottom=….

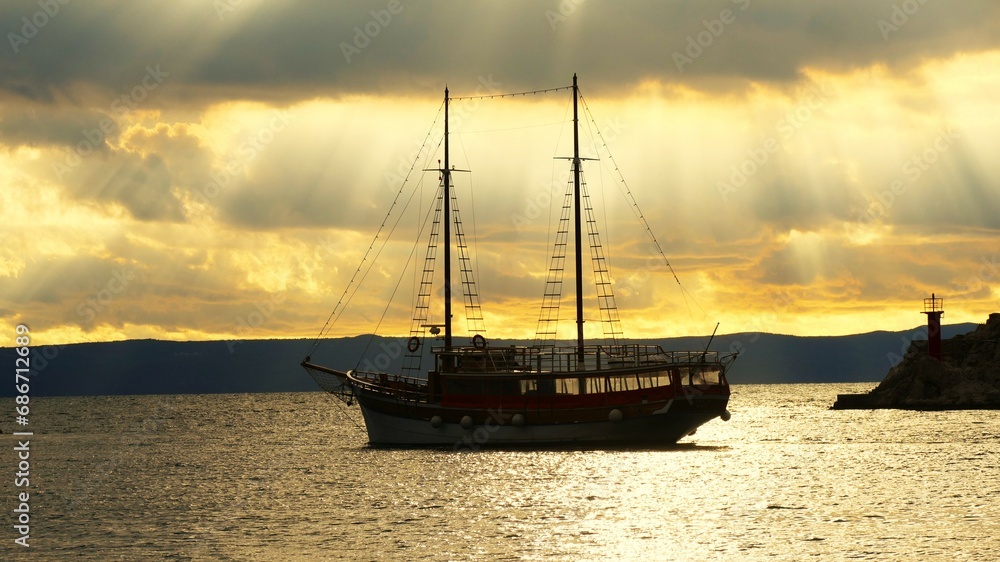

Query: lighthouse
left=922, top=293, right=944, bottom=360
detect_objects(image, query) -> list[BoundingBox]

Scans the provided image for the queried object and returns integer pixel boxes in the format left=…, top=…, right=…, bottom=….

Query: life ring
left=407, top=336, right=420, bottom=352
left=472, top=334, right=486, bottom=348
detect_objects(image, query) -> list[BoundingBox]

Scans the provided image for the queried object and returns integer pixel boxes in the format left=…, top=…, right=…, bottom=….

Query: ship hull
left=354, top=390, right=729, bottom=448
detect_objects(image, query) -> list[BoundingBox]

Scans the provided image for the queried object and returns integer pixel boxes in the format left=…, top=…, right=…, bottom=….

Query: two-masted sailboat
left=302, top=75, right=736, bottom=447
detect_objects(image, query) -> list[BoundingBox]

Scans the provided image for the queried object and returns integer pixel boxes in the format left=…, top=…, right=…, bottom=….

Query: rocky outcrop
left=833, top=312, right=1000, bottom=409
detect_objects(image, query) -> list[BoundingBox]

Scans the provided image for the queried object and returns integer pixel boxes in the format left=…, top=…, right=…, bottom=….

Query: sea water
left=2, top=383, right=997, bottom=560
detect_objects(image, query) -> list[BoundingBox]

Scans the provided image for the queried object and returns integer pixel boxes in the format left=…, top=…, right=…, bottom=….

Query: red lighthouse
left=922, top=293, right=944, bottom=360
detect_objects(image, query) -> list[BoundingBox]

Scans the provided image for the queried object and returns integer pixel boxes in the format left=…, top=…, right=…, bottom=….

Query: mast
left=443, top=86, right=453, bottom=350
left=572, top=73, right=584, bottom=361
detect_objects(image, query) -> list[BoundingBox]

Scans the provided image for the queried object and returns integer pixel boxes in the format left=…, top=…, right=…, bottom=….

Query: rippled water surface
left=3, top=384, right=998, bottom=560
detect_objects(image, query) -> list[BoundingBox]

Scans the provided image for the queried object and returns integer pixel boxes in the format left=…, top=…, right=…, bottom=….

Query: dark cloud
left=0, top=104, right=117, bottom=149
left=210, top=117, right=401, bottom=230
left=54, top=151, right=185, bottom=221
left=2, top=1, right=998, bottom=106
left=0, top=254, right=136, bottom=314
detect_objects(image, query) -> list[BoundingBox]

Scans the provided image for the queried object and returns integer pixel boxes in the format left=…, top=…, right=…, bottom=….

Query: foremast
left=426, top=86, right=457, bottom=356
left=443, top=87, right=453, bottom=351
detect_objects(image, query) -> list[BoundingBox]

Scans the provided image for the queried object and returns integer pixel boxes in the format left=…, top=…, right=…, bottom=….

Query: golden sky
left=2, top=1, right=999, bottom=345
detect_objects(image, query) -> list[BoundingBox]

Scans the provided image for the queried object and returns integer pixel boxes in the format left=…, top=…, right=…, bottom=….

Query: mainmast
left=428, top=86, right=468, bottom=355
left=443, top=86, right=453, bottom=350
left=572, top=73, right=585, bottom=361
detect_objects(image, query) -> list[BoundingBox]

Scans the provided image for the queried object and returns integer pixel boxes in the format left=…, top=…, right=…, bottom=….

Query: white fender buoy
left=608, top=409, right=623, bottom=423
left=721, top=409, right=731, bottom=422
left=512, top=413, right=525, bottom=427
left=430, top=415, right=443, bottom=428
left=460, top=415, right=474, bottom=429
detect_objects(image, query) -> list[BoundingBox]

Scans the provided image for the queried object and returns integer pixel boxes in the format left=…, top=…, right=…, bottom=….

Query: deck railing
left=429, top=343, right=733, bottom=374
left=347, top=344, right=733, bottom=404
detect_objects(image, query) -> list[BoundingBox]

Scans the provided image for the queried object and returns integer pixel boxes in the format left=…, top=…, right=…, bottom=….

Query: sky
left=2, top=0, right=1000, bottom=346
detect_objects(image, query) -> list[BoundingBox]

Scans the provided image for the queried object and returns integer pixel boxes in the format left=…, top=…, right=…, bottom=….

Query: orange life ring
left=407, top=336, right=420, bottom=352
left=472, top=334, right=486, bottom=348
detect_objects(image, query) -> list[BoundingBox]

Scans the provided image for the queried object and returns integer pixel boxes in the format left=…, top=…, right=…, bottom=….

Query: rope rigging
left=450, top=84, right=573, bottom=102
left=306, top=102, right=445, bottom=357
left=578, top=93, right=685, bottom=288
left=308, top=79, right=712, bottom=360
left=578, top=93, right=708, bottom=320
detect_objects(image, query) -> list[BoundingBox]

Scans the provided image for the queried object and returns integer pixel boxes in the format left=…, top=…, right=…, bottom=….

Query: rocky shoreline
left=833, top=313, right=1000, bottom=410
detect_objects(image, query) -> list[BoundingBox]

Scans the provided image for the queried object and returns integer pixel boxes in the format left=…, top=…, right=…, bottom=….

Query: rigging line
left=544, top=160, right=557, bottom=281
left=327, top=135, right=443, bottom=341
left=455, top=120, right=569, bottom=134
left=579, top=94, right=713, bottom=329
left=450, top=84, right=573, bottom=101
left=553, top=98, right=571, bottom=160
left=543, top=99, right=573, bottom=304
left=580, top=107, right=616, bottom=300
left=578, top=94, right=684, bottom=287
left=408, top=136, right=445, bottom=312
left=308, top=102, right=445, bottom=355
left=455, top=135, right=486, bottom=335
left=355, top=174, right=444, bottom=370
left=332, top=392, right=366, bottom=434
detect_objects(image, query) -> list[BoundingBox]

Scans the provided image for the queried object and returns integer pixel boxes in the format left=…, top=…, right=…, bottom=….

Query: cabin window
left=586, top=377, right=604, bottom=394
left=522, top=378, right=582, bottom=395
left=690, top=369, right=721, bottom=386
left=606, top=375, right=641, bottom=392
left=556, top=378, right=579, bottom=395
left=637, top=372, right=670, bottom=390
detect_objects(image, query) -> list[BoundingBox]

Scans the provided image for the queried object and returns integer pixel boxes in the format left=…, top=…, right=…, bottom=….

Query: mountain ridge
left=2, top=323, right=978, bottom=397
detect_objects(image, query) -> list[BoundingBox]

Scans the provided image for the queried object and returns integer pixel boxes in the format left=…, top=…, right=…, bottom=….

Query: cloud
left=0, top=104, right=117, bottom=149
left=56, top=151, right=185, bottom=221
left=3, top=1, right=999, bottom=107
left=2, top=1, right=1000, bottom=344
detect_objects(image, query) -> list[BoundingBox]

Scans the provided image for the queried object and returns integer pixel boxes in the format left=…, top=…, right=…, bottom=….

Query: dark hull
left=359, top=390, right=728, bottom=449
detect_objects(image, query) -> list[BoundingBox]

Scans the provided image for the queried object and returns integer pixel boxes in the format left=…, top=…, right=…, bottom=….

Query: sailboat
left=302, top=75, right=736, bottom=447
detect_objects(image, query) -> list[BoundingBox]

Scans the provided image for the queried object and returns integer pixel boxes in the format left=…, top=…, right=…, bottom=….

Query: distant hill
left=1, top=324, right=979, bottom=397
